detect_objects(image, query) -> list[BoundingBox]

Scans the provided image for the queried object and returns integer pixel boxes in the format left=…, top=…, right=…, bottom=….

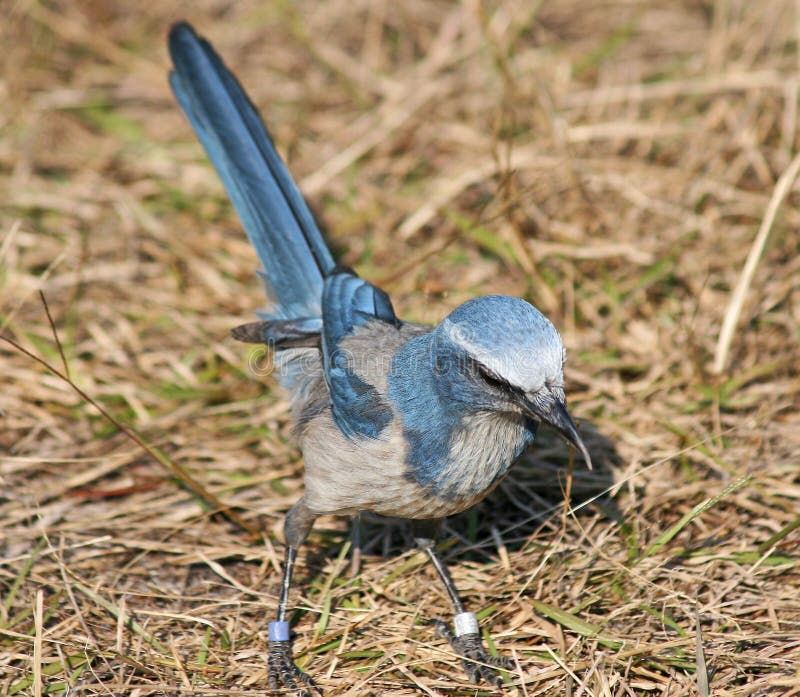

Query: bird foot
left=429, top=617, right=513, bottom=688
left=268, top=640, right=322, bottom=696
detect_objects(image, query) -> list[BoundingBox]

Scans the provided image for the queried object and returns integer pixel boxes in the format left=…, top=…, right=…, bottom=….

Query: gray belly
left=300, top=410, right=533, bottom=520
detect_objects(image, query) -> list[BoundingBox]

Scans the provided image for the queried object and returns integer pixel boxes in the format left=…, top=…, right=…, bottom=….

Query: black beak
left=525, top=398, right=593, bottom=470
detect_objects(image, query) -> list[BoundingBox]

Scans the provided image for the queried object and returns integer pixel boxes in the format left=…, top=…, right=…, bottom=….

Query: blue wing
left=168, top=22, right=334, bottom=318
left=321, top=268, right=398, bottom=439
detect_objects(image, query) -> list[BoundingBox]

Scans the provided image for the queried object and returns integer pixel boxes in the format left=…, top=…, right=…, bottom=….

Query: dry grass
left=2, top=1, right=800, bottom=695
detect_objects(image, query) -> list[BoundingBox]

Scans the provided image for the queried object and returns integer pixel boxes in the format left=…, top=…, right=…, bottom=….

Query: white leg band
left=453, top=611, right=479, bottom=637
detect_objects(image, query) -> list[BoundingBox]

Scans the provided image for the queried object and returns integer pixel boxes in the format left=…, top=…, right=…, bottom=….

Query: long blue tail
left=168, top=22, right=335, bottom=318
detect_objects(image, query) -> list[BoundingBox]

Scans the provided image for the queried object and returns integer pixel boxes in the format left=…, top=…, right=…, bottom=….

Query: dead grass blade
left=636, top=476, right=751, bottom=564
left=695, top=607, right=710, bottom=697
left=713, top=150, right=800, bottom=374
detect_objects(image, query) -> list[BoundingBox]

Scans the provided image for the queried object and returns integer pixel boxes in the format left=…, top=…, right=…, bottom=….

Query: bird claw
left=268, top=641, right=322, bottom=696
left=429, top=619, right=512, bottom=688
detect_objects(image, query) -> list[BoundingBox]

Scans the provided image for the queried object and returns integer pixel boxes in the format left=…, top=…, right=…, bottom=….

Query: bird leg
left=267, top=545, right=321, bottom=696
left=413, top=520, right=512, bottom=688
left=268, top=502, right=321, bottom=696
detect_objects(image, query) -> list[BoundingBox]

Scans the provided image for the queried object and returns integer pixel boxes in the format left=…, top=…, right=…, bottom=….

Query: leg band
left=268, top=620, right=291, bottom=642
left=453, top=611, right=479, bottom=637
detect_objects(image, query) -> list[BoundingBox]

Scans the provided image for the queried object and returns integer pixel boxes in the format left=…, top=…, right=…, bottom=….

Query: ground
left=2, top=1, right=799, bottom=695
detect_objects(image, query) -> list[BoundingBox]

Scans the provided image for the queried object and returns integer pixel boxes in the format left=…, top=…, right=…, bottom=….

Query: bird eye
left=476, top=364, right=508, bottom=391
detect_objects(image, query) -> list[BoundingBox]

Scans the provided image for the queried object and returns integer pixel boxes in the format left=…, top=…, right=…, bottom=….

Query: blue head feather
left=439, top=295, right=565, bottom=396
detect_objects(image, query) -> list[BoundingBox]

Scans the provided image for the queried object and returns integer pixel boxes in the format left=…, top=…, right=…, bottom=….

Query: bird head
left=431, top=295, right=592, bottom=468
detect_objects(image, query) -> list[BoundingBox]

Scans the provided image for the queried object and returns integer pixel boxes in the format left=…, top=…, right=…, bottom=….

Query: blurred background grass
left=2, top=1, right=799, bottom=695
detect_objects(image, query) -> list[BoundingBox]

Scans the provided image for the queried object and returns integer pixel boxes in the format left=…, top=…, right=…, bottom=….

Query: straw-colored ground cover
left=2, top=2, right=799, bottom=695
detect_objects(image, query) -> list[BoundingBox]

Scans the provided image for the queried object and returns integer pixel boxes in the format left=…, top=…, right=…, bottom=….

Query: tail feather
left=168, top=22, right=335, bottom=317
left=231, top=317, right=322, bottom=348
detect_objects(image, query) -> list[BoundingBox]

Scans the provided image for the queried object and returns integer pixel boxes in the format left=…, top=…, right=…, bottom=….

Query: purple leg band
left=268, top=620, right=291, bottom=642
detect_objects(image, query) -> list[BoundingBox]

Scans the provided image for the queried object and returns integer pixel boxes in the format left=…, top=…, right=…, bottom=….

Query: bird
left=168, top=21, right=592, bottom=696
